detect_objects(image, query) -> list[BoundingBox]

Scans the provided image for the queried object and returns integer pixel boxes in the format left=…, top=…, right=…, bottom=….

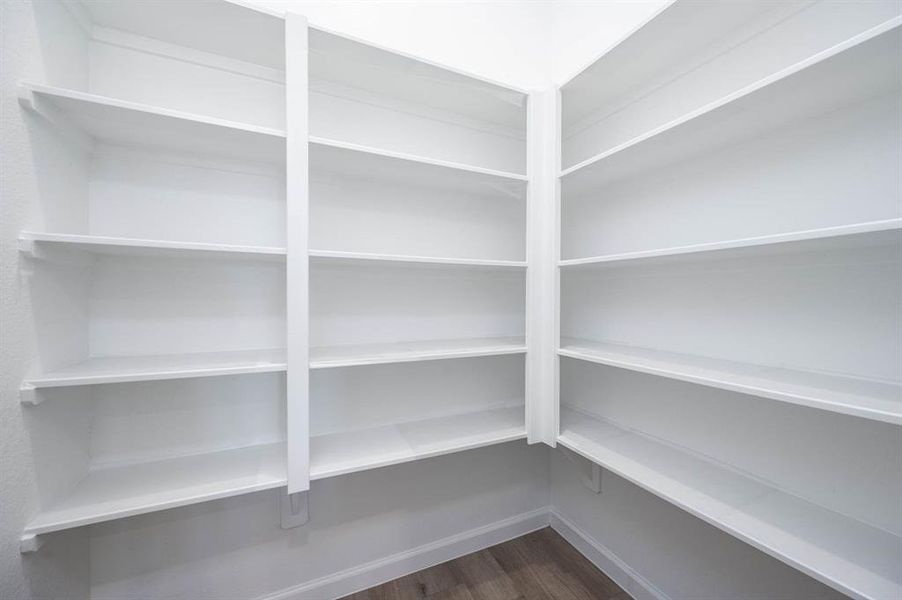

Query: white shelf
left=23, top=442, right=286, bottom=536
left=19, top=232, right=287, bottom=262
left=311, top=337, right=526, bottom=369
left=561, top=20, right=902, bottom=193
left=309, top=26, right=527, bottom=132
left=25, top=349, right=286, bottom=390
left=310, top=137, right=528, bottom=185
left=558, top=407, right=902, bottom=600
left=559, top=220, right=902, bottom=269
left=74, top=0, right=285, bottom=70
left=310, top=405, right=525, bottom=480
left=310, top=249, right=526, bottom=270
left=559, top=339, right=902, bottom=425
left=19, top=83, right=286, bottom=164
left=560, top=1, right=777, bottom=131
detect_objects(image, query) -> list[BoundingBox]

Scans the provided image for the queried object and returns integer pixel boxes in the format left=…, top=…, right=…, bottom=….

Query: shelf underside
left=310, top=405, right=525, bottom=480
left=558, top=408, right=902, bottom=600
left=24, top=406, right=524, bottom=535
left=559, top=339, right=902, bottom=425
left=559, top=220, right=902, bottom=270
left=562, top=22, right=902, bottom=193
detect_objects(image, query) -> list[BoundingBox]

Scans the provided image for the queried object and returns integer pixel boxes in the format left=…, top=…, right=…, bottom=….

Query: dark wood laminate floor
left=342, top=527, right=629, bottom=600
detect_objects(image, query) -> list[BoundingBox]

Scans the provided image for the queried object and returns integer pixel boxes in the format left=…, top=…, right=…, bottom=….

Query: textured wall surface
left=0, top=2, right=90, bottom=598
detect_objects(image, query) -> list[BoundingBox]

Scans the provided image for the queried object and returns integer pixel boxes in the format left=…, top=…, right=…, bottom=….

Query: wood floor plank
left=339, top=527, right=627, bottom=600
left=536, top=528, right=623, bottom=597
left=447, top=549, right=520, bottom=600
left=488, top=535, right=601, bottom=600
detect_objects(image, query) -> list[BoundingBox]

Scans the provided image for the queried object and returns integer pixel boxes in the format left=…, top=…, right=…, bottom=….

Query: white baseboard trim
left=550, top=509, right=670, bottom=600
left=259, top=507, right=551, bottom=600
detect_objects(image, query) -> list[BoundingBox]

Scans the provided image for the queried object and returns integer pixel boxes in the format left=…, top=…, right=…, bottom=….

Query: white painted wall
left=89, top=442, right=550, bottom=599
left=1, top=1, right=91, bottom=598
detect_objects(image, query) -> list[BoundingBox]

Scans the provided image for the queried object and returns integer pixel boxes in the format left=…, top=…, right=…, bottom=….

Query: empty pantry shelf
left=19, top=232, right=286, bottom=262
left=558, top=220, right=902, bottom=270
left=310, top=137, right=528, bottom=185
left=558, top=407, right=902, bottom=600
left=559, top=339, right=902, bottom=425
left=24, top=349, right=287, bottom=391
left=22, top=442, right=286, bottom=536
left=310, top=249, right=526, bottom=269
left=310, top=337, right=526, bottom=369
left=19, top=83, right=286, bottom=164
left=310, top=405, right=525, bottom=480
left=561, top=20, right=902, bottom=193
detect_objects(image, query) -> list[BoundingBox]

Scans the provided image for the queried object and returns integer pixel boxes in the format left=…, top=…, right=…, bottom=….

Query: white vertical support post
left=525, top=89, right=561, bottom=446
left=285, top=12, right=310, bottom=495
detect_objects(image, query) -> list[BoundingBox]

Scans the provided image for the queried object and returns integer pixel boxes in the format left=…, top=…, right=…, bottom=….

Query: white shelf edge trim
left=309, top=136, right=528, bottom=182
left=310, top=337, right=527, bottom=369
left=310, top=249, right=527, bottom=269
left=558, top=340, right=902, bottom=426
left=558, top=16, right=902, bottom=179
left=23, top=349, right=288, bottom=390
left=559, top=219, right=902, bottom=268
left=19, top=232, right=287, bottom=260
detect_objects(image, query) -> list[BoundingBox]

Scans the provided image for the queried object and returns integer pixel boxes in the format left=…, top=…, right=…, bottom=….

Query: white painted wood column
left=286, top=12, right=310, bottom=494
left=525, top=89, right=561, bottom=446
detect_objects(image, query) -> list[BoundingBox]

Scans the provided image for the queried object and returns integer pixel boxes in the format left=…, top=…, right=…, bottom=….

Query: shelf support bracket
left=561, top=447, right=602, bottom=494
left=19, top=383, right=41, bottom=406
left=280, top=490, right=308, bottom=529
left=17, top=83, right=94, bottom=154
left=19, top=533, right=44, bottom=554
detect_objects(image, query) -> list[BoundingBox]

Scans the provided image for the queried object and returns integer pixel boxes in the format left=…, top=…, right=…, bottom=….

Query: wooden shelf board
left=310, top=405, right=525, bottom=480
left=26, top=349, right=287, bottom=389
left=20, top=232, right=286, bottom=262
left=23, top=442, right=286, bottom=536
left=560, top=20, right=902, bottom=192
left=311, top=337, right=526, bottom=369
left=20, top=83, right=286, bottom=164
left=558, top=407, right=902, bottom=600
left=559, top=339, right=902, bottom=425
left=559, top=220, right=902, bottom=270
left=310, top=249, right=526, bottom=270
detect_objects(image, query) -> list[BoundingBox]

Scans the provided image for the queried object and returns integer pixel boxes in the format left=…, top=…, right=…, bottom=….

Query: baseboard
left=549, top=509, right=670, bottom=600
left=258, top=507, right=551, bottom=600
